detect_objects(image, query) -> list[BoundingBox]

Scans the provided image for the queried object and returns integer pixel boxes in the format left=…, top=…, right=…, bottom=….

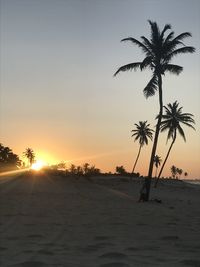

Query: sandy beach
left=0, top=172, right=200, bottom=267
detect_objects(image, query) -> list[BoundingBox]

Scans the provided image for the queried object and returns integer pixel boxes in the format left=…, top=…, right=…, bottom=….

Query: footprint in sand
left=95, top=235, right=112, bottom=241
left=180, top=259, right=200, bottom=266
left=38, top=249, right=54, bottom=255
left=125, top=247, right=140, bottom=252
left=99, top=263, right=129, bottom=267
left=99, top=252, right=128, bottom=260
left=27, top=234, right=43, bottom=239
left=82, top=242, right=114, bottom=252
left=161, top=235, right=179, bottom=241
left=7, top=236, right=19, bottom=241
left=0, top=246, right=7, bottom=251
left=10, top=261, right=48, bottom=267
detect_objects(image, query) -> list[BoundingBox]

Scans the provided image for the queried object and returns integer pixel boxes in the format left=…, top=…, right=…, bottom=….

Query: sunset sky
left=1, top=0, right=200, bottom=178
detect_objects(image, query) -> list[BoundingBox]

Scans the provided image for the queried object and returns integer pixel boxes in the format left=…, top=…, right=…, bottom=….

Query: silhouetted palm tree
left=155, top=101, right=195, bottom=186
left=177, top=168, right=183, bottom=179
left=116, top=166, right=126, bottom=175
left=23, top=148, right=35, bottom=167
left=83, top=163, right=90, bottom=175
left=154, top=155, right=162, bottom=178
left=114, top=20, right=195, bottom=200
left=171, top=165, right=177, bottom=179
left=131, top=121, right=153, bottom=174
left=0, top=144, right=21, bottom=170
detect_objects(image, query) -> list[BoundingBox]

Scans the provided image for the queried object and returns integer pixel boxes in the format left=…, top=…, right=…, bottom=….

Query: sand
left=0, top=172, right=200, bottom=267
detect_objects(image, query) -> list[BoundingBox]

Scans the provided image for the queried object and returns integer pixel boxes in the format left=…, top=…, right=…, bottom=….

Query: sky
left=0, top=0, right=200, bottom=178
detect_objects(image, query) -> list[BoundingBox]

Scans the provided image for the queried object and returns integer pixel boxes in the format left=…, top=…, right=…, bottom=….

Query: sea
left=184, top=180, right=200, bottom=186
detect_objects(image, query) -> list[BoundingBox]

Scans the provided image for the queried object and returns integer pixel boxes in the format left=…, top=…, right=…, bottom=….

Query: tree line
left=0, top=143, right=22, bottom=171
left=0, top=145, right=36, bottom=172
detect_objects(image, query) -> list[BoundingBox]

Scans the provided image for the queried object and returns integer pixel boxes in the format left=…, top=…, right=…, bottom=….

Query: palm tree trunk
left=132, top=144, right=142, bottom=174
left=155, top=167, right=158, bottom=178
left=154, top=132, right=176, bottom=187
left=143, top=74, right=163, bottom=201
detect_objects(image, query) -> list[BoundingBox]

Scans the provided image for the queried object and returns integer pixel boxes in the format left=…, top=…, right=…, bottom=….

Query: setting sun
left=31, top=160, right=46, bottom=171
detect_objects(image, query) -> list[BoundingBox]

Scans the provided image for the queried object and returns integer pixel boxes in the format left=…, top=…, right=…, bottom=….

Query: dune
left=0, top=172, right=200, bottom=267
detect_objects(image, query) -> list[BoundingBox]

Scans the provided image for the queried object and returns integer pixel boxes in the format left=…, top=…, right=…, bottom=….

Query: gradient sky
left=1, top=0, right=200, bottom=178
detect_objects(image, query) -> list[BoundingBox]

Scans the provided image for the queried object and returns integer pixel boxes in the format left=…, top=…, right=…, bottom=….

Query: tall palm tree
left=23, top=148, right=35, bottom=167
left=154, top=155, right=162, bottom=178
left=155, top=101, right=195, bottom=187
left=131, top=121, right=154, bottom=174
left=114, top=20, right=195, bottom=200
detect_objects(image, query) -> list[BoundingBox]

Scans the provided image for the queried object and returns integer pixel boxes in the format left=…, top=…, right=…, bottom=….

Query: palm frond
left=143, top=74, right=158, bottom=98
left=173, top=32, right=192, bottom=42
left=140, top=36, right=154, bottom=53
left=121, top=37, right=151, bottom=56
left=114, top=62, right=141, bottom=76
left=164, top=64, right=183, bottom=75
left=164, top=31, right=175, bottom=44
left=160, top=24, right=171, bottom=39
left=148, top=20, right=160, bottom=44
left=140, top=56, right=152, bottom=70
left=177, top=125, right=186, bottom=141
left=166, top=46, right=195, bottom=61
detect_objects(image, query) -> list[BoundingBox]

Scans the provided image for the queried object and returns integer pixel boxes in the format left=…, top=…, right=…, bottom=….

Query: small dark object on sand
left=151, top=198, right=162, bottom=203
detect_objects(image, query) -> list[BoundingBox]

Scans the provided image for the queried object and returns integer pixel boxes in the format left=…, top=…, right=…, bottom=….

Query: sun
left=31, top=160, right=46, bottom=171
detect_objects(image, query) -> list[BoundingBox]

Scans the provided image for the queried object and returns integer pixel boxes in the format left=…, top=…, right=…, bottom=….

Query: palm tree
left=155, top=101, right=195, bottom=187
left=177, top=168, right=183, bottom=179
left=69, top=164, right=76, bottom=175
left=154, top=155, right=162, bottom=178
left=116, top=165, right=126, bottom=175
left=114, top=20, right=195, bottom=200
left=171, top=165, right=177, bottom=179
left=23, top=148, right=35, bottom=167
left=83, top=163, right=90, bottom=175
left=131, top=121, right=154, bottom=174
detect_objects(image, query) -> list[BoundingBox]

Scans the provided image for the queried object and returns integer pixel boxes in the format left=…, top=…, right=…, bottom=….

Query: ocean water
left=185, top=180, right=200, bottom=186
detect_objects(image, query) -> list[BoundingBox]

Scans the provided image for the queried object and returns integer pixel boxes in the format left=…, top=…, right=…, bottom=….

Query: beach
left=0, top=172, right=200, bottom=267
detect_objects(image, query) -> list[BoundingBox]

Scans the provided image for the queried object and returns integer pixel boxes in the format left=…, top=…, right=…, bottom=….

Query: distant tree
left=76, top=166, right=83, bottom=176
left=83, top=163, right=90, bottom=175
left=116, top=166, right=126, bottom=175
left=155, top=101, right=195, bottom=187
left=69, top=164, right=76, bottom=175
left=114, top=20, right=195, bottom=201
left=177, top=168, right=183, bottom=179
left=131, top=121, right=154, bottom=174
left=0, top=143, right=21, bottom=171
left=153, top=155, right=162, bottom=178
left=88, top=165, right=101, bottom=176
left=171, top=165, right=177, bottom=179
left=23, top=148, right=35, bottom=167
left=184, top=172, right=188, bottom=178
left=57, top=161, right=66, bottom=170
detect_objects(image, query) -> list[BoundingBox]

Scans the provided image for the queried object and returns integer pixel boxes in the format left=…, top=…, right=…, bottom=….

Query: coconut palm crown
left=160, top=101, right=195, bottom=141
left=131, top=121, right=154, bottom=145
left=114, top=20, right=195, bottom=98
left=131, top=121, right=154, bottom=174
left=23, top=148, right=35, bottom=167
left=154, top=155, right=162, bottom=178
